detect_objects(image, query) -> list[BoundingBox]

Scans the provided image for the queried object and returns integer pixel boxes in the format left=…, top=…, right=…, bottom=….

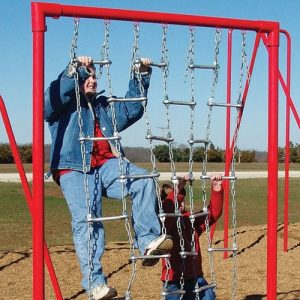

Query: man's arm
left=44, top=58, right=94, bottom=122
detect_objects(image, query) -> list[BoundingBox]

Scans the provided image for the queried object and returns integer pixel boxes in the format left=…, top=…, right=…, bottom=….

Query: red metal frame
left=261, top=31, right=300, bottom=254
left=31, top=2, right=280, bottom=299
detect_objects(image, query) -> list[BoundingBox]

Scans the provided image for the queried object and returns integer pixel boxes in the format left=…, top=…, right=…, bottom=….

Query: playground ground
left=1, top=222, right=299, bottom=300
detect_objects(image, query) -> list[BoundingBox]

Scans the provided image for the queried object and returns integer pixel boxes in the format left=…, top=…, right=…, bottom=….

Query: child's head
left=161, top=183, right=173, bottom=201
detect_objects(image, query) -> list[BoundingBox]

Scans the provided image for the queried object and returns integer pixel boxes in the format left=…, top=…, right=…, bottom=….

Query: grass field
left=0, top=162, right=300, bottom=173
left=0, top=175, right=299, bottom=251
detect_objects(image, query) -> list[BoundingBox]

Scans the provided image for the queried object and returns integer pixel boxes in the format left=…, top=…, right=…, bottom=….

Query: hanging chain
left=185, top=27, right=199, bottom=294
left=69, top=17, right=94, bottom=300
left=229, top=31, right=251, bottom=300
left=202, top=28, right=222, bottom=288
left=69, top=18, right=80, bottom=65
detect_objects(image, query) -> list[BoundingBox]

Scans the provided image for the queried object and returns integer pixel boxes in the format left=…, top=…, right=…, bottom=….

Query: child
left=160, top=174, right=223, bottom=300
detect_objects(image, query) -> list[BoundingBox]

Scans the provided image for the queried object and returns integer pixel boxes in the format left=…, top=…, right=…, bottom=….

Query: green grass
left=0, top=162, right=299, bottom=173
left=0, top=178, right=299, bottom=251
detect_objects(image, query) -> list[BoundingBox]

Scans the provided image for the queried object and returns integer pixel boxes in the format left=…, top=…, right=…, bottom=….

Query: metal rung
left=119, top=172, right=160, bottom=180
left=130, top=253, right=171, bottom=261
left=158, top=212, right=183, bottom=218
left=146, top=135, right=174, bottom=142
left=176, top=175, right=195, bottom=182
left=208, top=247, right=238, bottom=252
left=107, top=96, right=147, bottom=103
left=79, top=135, right=121, bottom=142
left=208, top=100, right=243, bottom=109
left=200, top=175, right=237, bottom=181
left=188, top=139, right=210, bottom=145
left=134, top=58, right=167, bottom=69
left=163, top=99, right=196, bottom=107
left=194, top=283, right=216, bottom=293
left=161, top=289, right=186, bottom=296
left=179, top=251, right=198, bottom=257
left=189, top=211, right=208, bottom=220
left=87, top=213, right=128, bottom=222
left=222, top=175, right=237, bottom=180
left=189, top=63, right=217, bottom=70
left=74, top=58, right=112, bottom=66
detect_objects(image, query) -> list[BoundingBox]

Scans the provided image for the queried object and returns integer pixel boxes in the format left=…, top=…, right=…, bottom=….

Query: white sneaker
left=91, top=284, right=117, bottom=300
left=142, top=234, right=173, bottom=266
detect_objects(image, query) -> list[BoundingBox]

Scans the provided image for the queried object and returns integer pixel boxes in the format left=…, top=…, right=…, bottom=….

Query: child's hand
left=211, top=173, right=222, bottom=192
left=177, top=174, right=189, bottom=193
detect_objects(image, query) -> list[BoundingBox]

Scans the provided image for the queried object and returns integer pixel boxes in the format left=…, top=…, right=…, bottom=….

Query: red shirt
left=90, top=120, right=115, bottom=167
left=161, top=187, right=223, bottom=282
left=53, top=120, right=115, bottom=184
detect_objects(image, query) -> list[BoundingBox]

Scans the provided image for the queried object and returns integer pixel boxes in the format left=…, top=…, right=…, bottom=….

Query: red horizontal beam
left=32, top=1, right=279, bottom=34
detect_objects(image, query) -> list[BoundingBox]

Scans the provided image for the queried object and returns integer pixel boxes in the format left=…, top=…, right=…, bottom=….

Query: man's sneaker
left=91, top=284, right=117, bottom=300
left=142, top=234, right=173, bottom=267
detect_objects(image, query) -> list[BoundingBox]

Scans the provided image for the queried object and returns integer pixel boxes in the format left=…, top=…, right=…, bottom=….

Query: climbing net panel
left=67, top=18, right=252, bottom=300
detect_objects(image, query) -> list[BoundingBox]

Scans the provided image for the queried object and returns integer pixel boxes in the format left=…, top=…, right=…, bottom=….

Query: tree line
left=1, top=142, right=299, bottom=164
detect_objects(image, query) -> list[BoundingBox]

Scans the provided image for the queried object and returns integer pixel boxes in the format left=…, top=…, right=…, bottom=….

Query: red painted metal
left=266, top=28, right=280, bottom=300
left=31, top=2, right=281, bottom=300
left=0, top=96, right=63, bottom=300
left=32, top=18, right=45, bottom=300
left=31, top=2, right=278, bottom=32
left=222, top=29, right=233, bottom=259
left=280, top=29, right=291, bottom=252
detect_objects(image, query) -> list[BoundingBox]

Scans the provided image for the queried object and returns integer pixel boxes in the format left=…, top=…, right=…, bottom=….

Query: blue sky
left=0, top=0, right=299, bottom=151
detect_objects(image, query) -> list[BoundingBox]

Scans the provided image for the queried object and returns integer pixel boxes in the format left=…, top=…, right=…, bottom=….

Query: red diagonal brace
left=0, top=95, right=63, bottom=300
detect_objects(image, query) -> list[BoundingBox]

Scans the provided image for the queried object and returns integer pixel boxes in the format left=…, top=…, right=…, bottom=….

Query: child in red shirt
left=161, top=174, right=223, bottom=300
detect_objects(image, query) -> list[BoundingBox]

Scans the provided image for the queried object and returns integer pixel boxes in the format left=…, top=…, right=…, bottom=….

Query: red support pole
left=266, top=27, right=279, bottom=300
left=31, top=3, right=46, bottom=299
left=280, top=29, right=291, bottom=252
left=222, top=29, right=233, bottom=259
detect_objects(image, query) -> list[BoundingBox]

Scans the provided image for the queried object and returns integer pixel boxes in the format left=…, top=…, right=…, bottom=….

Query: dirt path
left=1, top=223, right=299, bottom=300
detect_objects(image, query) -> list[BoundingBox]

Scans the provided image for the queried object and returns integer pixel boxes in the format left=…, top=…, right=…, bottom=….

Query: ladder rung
left=188, top=139, right=210, bottom=145
left=161, top=289, right=186, bottom=296
left=79, top=135, right=121, bottom=142
left=179, top=251, right=198, bottom=257
left=208, top=247, right=238, bottom=252
left=200, top=175, right=237, bottom=181
left=74, top=58, right=112, bottom=66
left=208, top=101, right=243, bottom=108
left=176, top=175, right=195, bottom=182
left=194, top=283, right=216, bottom=293
left=130, top=253, right=171, bottom=261
left=119, top=172, right=160, bottom=180
left=146, top=135, right=174, bottom=142
left=189, top=211, right=208, bottom=220
left=222, top=175, right=237, bottom=180
left=107, top=96, right=147, bottom=103
left=92, top=59, right=112, bottom=66
left=163, top=99, right=196, bottom=107
left=87, top=214, right=128, bottom=222
left=158, top=212, right=183, bottom=218
left=189, top=63, right=217, bottom=70
left=134, top=58, right=167, bottom=69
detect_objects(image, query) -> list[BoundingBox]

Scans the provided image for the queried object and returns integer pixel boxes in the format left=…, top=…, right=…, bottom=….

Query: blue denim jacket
left=44, top=65, right=151, bottom=172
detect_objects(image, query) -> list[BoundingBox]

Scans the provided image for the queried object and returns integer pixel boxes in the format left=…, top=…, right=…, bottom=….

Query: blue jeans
left=60, top=158, right=161, bottom=291
left=163, top=277, right=215, bottom=300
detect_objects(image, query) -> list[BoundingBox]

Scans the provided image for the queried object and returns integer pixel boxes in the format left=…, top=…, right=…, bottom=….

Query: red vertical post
left=223, top=29, right=233, bottom=258
left=31, top=3, right=45, bottom=299
left=267, top=27, right=279, bottom=300
left=281, top=30, right=291, bottom=252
